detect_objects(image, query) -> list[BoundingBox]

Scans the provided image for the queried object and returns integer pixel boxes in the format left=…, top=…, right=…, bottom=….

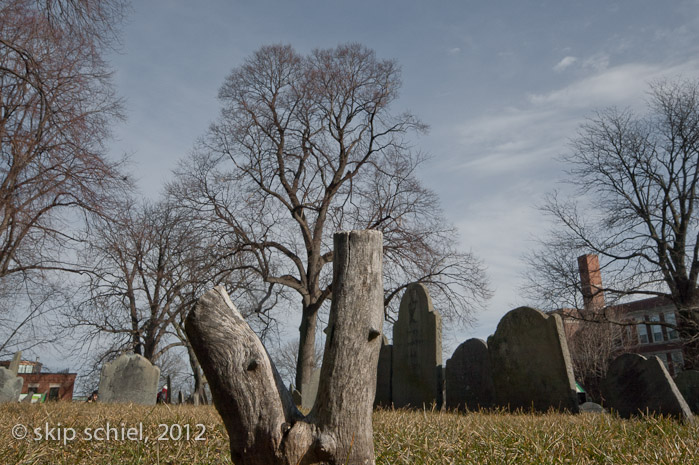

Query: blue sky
left=106, top=0, right=699, bottom=355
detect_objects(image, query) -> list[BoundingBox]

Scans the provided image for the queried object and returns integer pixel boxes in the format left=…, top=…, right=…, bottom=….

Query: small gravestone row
left=442, top=306, right=694, bottom=420
left=445, top=307, right=578, bottom=413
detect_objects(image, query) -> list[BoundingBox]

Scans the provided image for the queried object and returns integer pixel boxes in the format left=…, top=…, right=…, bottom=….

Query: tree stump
left=186, top=230, right=384, bottom=464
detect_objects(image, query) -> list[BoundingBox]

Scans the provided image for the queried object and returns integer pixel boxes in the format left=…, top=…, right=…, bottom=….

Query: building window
left=650, top=314, right=663, bottom=343
left=665, top=312, right=679, bottom=340
left=48, top=387, right=60, bottom=401
left=18, top=364, right=32, bottom=374
left=27, top=385, right=39, bottom=395
left=637, top=322, right=649, bottom=344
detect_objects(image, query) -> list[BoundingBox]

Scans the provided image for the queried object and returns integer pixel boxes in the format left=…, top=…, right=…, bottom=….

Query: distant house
left=0, top=359, right=76, bottom=401
left=563, top=254, right=685, bottom=377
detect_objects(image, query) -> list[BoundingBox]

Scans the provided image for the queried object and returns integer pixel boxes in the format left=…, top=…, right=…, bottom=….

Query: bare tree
left=0, top=0, right=129, bottom=351
left=69, top=200, right=207, bottom=362
left=172, top=43, right=491, bottom=390
left=523, top=78, right=699, bottom=368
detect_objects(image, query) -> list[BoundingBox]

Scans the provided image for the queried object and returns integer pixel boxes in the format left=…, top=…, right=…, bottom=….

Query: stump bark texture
left=186, top=230, right=384, bottom=464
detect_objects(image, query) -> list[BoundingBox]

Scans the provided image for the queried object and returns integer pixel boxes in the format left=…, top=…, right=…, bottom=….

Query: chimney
left=577, top=254, right=605, bottom=311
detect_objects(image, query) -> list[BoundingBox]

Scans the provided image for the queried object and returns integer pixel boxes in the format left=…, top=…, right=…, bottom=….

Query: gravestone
left=488, top=307, right=579, bottom=413
left=675, top=370, right=699, bottom=414
left=0, top=366, right=23, bottom=402
left=166, top=375, right=172, bottom=404
left=392, top=283, right=443, bottom=408
left=602, top=354, right=693, bottom=421
left=300, top=368, right=321, bottom=411
left=579, top=402, right=605, bottom=413
left=8, top=351, right=21, bottom=374
left=445, top=338, right=495, bottom=410
left=374, top=335, right=392, bottom=407
left=177, top=390, right=184, bottom=405
left=98, top=354, right=160, bottom=405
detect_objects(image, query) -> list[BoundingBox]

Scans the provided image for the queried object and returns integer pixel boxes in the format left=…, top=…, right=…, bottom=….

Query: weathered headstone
left=445, top=338, right=495, bottom=410
left=374, top=335, right=392, bottom=407
left=675, top=370, right=699, bottom=414
left=8, top=351, right=21, bottom=375
left=488, top=307, right=579, bottom=413
left=98, top=354, right=160, bottom=405
left=0, top=366, right=23, bottom=402
left=300, top=368, right=321, bottom=411
left=392, top=283, right=442, bottom=408
left=579, top=402, right=605, bottom=413
left=602, top=353, right=693, bottom=421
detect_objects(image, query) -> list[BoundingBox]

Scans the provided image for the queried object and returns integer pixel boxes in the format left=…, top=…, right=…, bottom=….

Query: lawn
left=0, top=403, right=696, bottom=464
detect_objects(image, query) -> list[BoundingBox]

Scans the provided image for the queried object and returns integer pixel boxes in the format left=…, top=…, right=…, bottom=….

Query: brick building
left=569, top=254, right=685, bottom=377
left=0, top=359, right=77, bottom=401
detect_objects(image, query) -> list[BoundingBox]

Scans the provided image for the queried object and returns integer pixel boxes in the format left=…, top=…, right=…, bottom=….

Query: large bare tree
left=0, top=0, right=129, bottom=351
left=172, top=43, right=490, bottom=389
left=523, top=78, right=699, bottom=368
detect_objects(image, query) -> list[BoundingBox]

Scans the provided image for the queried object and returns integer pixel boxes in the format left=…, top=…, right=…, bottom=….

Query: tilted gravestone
left=488, top=307, right=579, bottom=413
left=374, top=335, right=392, bottom=407
left=445, top=338, right=495, bottom=410
left=8, top=351, right=21, bottom=374
left=300, top=368, right=321, bottom=411
left=602, top=354, right=693, bottom=421
left=392, top=283, right=442, bottom=408
left=675, top=370, right=699, bottom=414
left=98, top=354, right=160, bottom=405
left=0, top=367, right=23, bottom=402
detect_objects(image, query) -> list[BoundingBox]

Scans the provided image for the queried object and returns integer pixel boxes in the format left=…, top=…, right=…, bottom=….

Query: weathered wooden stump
left=186, top=230, right=384, bottom=464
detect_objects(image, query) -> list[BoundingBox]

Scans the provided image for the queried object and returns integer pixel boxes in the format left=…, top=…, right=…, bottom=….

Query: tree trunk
left=186, top=230, right=383, bottom=464
left=296, top=305, right=319, bottom=391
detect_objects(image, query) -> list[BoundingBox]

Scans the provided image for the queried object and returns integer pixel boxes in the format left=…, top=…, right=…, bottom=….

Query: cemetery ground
left=0, top=403, right=697, bottom=465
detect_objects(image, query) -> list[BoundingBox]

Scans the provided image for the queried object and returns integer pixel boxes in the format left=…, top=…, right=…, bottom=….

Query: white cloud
left=529, top=59, right=699, bottom=109
left=553, top=56, right=577, bottom=72
left=448, top=47, right=461, bottom=55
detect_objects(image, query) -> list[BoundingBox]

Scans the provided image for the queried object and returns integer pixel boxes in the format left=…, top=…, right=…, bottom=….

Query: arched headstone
left=445, top=338, right=494, bottom=410
left=488, top=307, right=578, bottom=412
left=392, top=283, right=442, bottom=408
left=98, top=354, right=160, bottom=405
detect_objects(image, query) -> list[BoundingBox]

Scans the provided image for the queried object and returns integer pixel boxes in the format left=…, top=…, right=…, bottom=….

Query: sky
left=104, top=0, right=699, bottom=357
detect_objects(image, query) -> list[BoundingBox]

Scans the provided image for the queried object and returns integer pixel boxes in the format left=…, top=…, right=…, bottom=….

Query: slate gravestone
left=675, top=370, right=699, bottom=414
left=8, top=351, right=21, bottom=374
left=0, top=366, right=23, bottom=402
left=445, top=338, right=495, bottom=410
left=374, top=335, right=392, bottom=407
left=392, top=283, right=443, bottom=408
left=602, top=353, right=693, bottom=421
left=301, top=368, right=321, bottom=411
left=488, top=307, right=579, bottom=413
left=98, top=354, right=160, bottom=405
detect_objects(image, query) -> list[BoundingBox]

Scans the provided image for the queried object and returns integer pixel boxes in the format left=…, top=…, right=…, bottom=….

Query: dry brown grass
left=1, top=403, right=697, bottom=464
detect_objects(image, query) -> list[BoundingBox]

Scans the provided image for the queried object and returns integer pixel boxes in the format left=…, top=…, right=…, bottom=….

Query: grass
left=1, top=403, right=697, bottom=464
